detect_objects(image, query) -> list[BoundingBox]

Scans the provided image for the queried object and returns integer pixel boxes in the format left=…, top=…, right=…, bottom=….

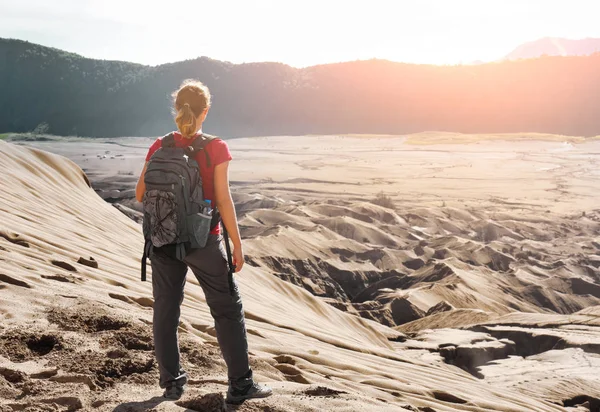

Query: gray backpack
left=140, top=132, right=217, bottom=281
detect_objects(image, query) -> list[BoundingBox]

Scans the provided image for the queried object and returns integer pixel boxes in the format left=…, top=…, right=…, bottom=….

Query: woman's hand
left=233, top=246, right=244, bottom=272
left=214, top=161, right=244, bottom=273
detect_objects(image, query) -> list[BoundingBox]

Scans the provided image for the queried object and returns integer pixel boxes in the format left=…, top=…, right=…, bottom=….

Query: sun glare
left=2, top=0, right=600, bottom=66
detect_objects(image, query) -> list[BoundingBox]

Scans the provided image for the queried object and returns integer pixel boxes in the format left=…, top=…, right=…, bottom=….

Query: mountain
left=506, top=37, right=600, bottom=60
left=3, top=37, right=600, bottom=138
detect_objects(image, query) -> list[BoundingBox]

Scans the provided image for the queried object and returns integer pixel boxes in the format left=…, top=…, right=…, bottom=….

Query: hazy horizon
left=2, top=0, right=600, bottom=67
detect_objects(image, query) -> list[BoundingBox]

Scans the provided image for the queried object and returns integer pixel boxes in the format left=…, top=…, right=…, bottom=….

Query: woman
left=135, top=79, right=272, bottom=403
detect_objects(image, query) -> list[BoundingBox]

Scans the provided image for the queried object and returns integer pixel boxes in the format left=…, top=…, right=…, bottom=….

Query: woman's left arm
left=214, top=161, right=244, bottom=272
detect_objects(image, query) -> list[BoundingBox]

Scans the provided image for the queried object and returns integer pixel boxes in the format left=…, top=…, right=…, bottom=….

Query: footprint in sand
left=50, top=259, right=77, bottom=272
left=0, top=367, right=27, bottom=384
left=10, top=397, right=83, bottom=411
left=106, top=279, right=128, bottom=288
left=108, top=293, right=153, bottom=308
left=176, top=393, right=227, bottom=412
left=42, top=274, right=77, bottom=283
left=274, top=355, right=296, bottom=365
left=0, top=331, right=62, bottom=362
left=431, top=391, right=468, bottom=405
left=303, top=385, right=347, bottom=397
left=192, top=323, right=218, bottom=338
left=247, top=328, right=265, bottom=338
left=47, top=307, right=130, bottom=333
left=0, top=273, right=31, bottom=289
left=49, top=373, right=98, bottom=390
left=273, top=356, right=310, bottom=384
left=107, top=328, right=154, bottom=351
left=77, top=256, right=98, bottom=268
left=0, top=231, right=30, bottom=248
left=30, top=369, right=59, bottom=379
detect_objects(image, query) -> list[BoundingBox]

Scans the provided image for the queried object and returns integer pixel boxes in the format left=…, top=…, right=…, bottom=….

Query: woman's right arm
left=135, top=162, right=148, bottom=202
left=138, top=139, right=162, bottom=202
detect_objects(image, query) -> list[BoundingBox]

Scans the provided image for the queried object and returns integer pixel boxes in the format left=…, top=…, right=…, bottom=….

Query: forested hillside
left=2, top=38, right=600, bottom=138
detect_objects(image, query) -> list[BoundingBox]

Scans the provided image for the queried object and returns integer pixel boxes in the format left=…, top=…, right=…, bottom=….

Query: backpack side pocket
left=143, top=190, right=179, bottom=247
left=187, top=212, right=212, bottom=248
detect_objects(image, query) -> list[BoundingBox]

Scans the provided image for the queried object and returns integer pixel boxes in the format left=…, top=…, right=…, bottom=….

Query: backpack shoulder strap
left=190, top=133, right=221, bottom=167
left=161, top=133, right=176, bottom=148
left=190, top=133, right=218, bottom=150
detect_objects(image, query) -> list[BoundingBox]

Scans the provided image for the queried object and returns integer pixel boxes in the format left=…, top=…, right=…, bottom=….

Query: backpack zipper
left=145, top=168, right=186, bottom=181
left=148, top=158, right=199, bottom=169
left=144, top=181, right=176, bottom=189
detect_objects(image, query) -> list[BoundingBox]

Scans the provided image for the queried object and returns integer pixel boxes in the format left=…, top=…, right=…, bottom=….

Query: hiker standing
left=135, top=80, right=272, bottom=403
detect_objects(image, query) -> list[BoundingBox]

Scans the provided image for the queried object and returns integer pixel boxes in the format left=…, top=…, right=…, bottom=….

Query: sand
left=1, top=132, right=600, bottom=411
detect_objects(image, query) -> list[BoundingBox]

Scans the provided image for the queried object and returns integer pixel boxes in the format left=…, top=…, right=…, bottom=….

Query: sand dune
left=2, top=135, right=600, bottom=411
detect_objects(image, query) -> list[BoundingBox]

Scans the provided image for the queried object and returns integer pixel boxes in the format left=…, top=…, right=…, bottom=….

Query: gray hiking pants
left=150, top=234, right=251, bottom=389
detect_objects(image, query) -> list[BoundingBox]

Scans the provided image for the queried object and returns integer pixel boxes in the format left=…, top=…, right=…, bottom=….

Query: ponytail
left=172, top=79, right=211, bottom=139
left=175, top=103, right=197, bottom=138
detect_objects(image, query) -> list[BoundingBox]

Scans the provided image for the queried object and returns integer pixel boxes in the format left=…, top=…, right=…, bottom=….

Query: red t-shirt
left=145, top=131, right=232, bottom=235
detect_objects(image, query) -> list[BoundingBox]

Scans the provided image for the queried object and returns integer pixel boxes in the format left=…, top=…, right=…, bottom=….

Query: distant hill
left=2, top=38, right=600, bottom=137
left=506, top=37, right=600, bottom=60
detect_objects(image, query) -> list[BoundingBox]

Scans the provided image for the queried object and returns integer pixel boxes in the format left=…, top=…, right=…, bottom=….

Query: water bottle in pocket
left=187, top=200, right=213, bottom=249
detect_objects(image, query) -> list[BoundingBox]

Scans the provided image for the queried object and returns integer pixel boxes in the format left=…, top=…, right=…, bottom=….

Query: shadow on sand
left=112, top=396, right=166, bottom=411
left=112, top=393, right=247, bottom=412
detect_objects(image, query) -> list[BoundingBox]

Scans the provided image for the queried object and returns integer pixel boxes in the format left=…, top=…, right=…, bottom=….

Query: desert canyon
left=1, top=133, right=599, bottom=411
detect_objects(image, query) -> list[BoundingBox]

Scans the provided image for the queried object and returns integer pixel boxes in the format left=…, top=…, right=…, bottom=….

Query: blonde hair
left=172, top=79, right=212, bottom=139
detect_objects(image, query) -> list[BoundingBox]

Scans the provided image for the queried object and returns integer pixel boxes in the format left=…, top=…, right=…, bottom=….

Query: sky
left=1, top=0, right=600, bottom=67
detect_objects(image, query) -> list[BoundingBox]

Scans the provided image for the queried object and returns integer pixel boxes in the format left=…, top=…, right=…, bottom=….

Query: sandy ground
left=1, top=133, right=600, bottom=411
left=21, top=133, right=600, bottom=214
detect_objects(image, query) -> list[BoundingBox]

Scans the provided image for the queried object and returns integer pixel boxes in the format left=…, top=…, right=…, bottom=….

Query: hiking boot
left=226, top=381, right=273, bottom=404
left=163, top=385, right=185, bottom=400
